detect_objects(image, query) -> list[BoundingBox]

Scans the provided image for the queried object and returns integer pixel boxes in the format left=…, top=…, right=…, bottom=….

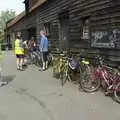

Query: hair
left=30, top=36, right=34, bottom=40
left=16, top=32, right=21, bottom=39
left=16, top=35, right=20, bottom=39
left=40, top=30, right=46, bottom=36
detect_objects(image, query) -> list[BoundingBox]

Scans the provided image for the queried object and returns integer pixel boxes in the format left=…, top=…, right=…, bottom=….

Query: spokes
left=82, top=73, right=93, bottom=88
left=114, top=83, right=120, bottom=103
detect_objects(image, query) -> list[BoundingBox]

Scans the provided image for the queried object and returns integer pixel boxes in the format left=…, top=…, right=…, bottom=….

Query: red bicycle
left=80, top=56, right=120, bottom=103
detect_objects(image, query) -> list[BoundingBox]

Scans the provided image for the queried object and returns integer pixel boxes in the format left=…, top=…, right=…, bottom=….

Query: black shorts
left=42, top=52, right=48, bottom=62
left=16, top=54, right=24, bottom=59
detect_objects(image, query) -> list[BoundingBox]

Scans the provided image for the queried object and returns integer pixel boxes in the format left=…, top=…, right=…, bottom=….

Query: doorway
left=59, top=11, right=69, bottom=49
left=28, top=27, right=36, bottom=40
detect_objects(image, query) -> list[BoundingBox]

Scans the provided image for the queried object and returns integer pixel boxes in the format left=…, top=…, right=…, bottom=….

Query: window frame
left=43, top=22, right=51, bottom=36
left=81, top=17, right=90, bottom=40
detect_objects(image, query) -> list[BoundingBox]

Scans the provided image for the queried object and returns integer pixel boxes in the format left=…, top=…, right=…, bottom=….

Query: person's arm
left=40, top=37, right=44, bottom=51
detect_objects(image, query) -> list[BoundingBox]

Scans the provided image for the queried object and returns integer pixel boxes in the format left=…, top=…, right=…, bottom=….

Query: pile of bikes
left=51, top=49, right=120, bottom=104
left=27, top=48, right=120, bottom=103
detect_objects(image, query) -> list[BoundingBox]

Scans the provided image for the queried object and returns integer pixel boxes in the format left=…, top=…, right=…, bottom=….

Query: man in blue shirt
left=39, top=30, right=48, bottom=71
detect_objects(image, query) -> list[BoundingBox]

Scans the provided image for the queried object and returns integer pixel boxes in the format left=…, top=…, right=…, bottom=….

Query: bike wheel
left=114, top=82, right=120, bottom=103
left=48, top=53, right=53, bottom=67
left=59, top=62, right=68, bottom=87
left=68, top=67, right=82, bottom=83
left=80, top=67, right=101, bottom=93
left=52, top=59, right=60, bottom=78
left=38, top=59, right=43, bottom=67
left=60, top=71, right=67, bottom=87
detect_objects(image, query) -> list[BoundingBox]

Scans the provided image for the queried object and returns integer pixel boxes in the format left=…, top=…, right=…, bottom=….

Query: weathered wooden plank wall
left=7, top=0, right=120, bottom=61
left=36, top=0, right=71, bottom=49
left=68, top=0, right=120, bottom=61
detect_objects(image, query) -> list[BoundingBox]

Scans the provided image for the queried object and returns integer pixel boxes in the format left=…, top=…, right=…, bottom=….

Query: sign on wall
left=91, top=28, right=120, bottom=49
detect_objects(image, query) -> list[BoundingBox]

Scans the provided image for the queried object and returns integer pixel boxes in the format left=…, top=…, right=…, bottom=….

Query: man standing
left=14, top=35, right=24, bottom=70
left=39, top=30, right=48, bottom=71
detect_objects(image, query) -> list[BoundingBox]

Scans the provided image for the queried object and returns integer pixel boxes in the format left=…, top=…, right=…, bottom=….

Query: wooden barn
left=5, top=0, right=120, bottom=63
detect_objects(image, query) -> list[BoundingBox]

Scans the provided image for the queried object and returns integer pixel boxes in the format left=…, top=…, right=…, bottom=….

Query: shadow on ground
left=1, top=75, right=16, bottom=83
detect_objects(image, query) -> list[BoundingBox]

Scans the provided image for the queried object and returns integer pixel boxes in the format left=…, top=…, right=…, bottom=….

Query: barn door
left=28, top=27, right=36, bottom=40
left=59, top=11, right=69, bottom=49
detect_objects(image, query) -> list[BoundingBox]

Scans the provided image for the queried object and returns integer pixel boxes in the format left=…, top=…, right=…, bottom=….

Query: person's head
left=16, top=32, right=21, bottom=39
left=31, top=36, right=35, bottom=41
left=16, top=35, right=20, bottom=39
left=40, top=30, right=46, bottom=37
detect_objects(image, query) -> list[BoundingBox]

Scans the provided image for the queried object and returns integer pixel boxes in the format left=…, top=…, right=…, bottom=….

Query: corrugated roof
left=7, top=11, right=25, bottom=28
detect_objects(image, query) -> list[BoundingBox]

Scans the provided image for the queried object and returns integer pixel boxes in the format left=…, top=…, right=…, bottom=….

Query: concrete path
left=0, top=51, right=119, bottom=120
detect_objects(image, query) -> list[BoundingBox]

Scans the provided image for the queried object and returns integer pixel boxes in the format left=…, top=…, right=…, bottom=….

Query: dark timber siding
left=69, top=0, right=120, bottom=61
left=7, top=0, right=120, bottom=62
left=36, top=0, right=71, bottom=49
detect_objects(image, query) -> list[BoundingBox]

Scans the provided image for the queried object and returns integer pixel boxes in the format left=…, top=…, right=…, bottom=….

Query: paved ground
left=0, top=51, right=119, bottom=120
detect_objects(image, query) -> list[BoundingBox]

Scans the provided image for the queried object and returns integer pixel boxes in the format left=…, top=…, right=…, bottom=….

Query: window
left=39, top=22, right=51, bottom=37
left=44, top=22, right=51, bottom=36
left=81, top=17, right=90, bottom=39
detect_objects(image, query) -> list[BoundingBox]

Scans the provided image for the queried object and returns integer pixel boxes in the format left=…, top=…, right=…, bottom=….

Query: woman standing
left=28, top=36, right=36, bottom=60
left=14, top=35, right=24, bottom=71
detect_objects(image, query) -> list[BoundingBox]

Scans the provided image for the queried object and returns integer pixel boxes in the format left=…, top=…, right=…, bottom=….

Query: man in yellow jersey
left=15, top=35, right=24, bottom=70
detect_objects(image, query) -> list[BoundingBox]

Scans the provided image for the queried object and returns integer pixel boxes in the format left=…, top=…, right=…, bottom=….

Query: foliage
left=0, top=10, right=16, bottom=43
left=0, top=10, right=16, bottom=61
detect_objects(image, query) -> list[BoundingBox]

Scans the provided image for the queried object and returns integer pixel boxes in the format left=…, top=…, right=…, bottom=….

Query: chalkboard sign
left=91, top=28, right=120, bottom=49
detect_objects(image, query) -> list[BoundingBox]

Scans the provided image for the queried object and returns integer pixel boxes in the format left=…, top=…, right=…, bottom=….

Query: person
left=28, top=36, right=36, bottom=60
left=22, top=39, right=28, bottom=66
left=39, top=30, right=48, bottom=71
left=14, top=35, right=24, bottom=71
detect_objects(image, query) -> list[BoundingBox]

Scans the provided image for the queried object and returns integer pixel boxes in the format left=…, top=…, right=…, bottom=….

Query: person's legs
left=16, top=58, right=20, bottom=69
left=42, top=52, right=46, bottom=70
left=16, top=55, right=20, bottom=69
left=42, top=52, right=48, bottom=70
left=45, top=61, right=48, bottom=69
left=45, top=52, right=48, bottom=69
left=28, top=50, right=33, bottom=61
left=19, top=55, right=24, bottom=70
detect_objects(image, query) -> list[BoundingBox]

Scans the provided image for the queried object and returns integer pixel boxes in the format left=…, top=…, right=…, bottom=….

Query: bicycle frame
left=92, top=62, right=120, bottom=92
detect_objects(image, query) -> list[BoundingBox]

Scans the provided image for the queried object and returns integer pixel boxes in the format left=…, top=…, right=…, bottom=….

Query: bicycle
left=80, top=56, right=120, bottom=103
left=66, top=54, right=91, bottom=84
left=52, top=51, right=68, bottom=86
left=52, top=50, right=91, bottom=86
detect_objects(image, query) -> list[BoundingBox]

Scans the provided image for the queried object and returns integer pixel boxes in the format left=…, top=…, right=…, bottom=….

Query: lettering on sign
left=91, top=28, right=120, bottom=49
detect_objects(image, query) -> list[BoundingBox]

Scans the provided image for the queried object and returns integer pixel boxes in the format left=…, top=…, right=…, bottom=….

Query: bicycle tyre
left=52, top=60, right=59, bottom=74
left=60, top=62, right=68, bottom=87
left=114, top=82, right=120, bottom=103
left=68, top=66, right=82, bottom=83
left=80, top=66, right=101, bottom=93
left=48, top=53, right=53, bottom=67
left=60, top=72, right=67, bottom=87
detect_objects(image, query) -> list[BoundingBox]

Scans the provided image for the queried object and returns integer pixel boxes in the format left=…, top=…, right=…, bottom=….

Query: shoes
left=17, top=67, right=20, bottom=70
left=0, top=81, right=8, bottom=87
left=22, top=64, right=27, bottom=67
left=19, top=68, right=24, bottom=71
left=17, top=67, right=24, bottom=71
left=39, top=68, right=46, bottom=71
left=42, top=68, right=46, bottom=71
